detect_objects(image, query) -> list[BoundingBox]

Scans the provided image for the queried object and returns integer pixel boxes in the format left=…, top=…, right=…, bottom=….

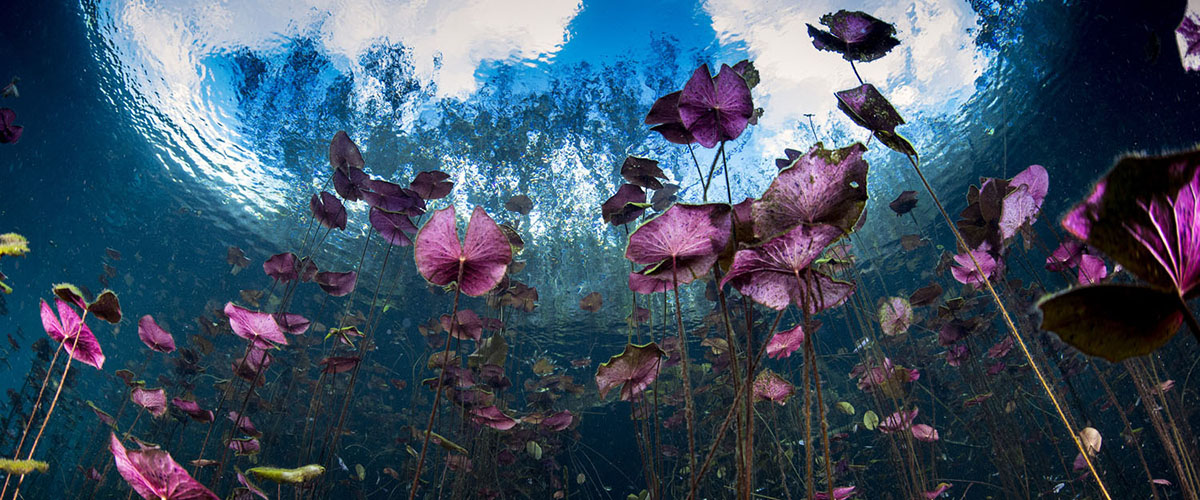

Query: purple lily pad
left=765, top=322, right=808, bottom=360
left=370, top=207, right=418, bottom=246
left=333, top=166, right=370, bottom=202
left=878, top=407, right=918, bottom=433
left=909, top=283, right=943, bottom=307
left=233, top=346, right=271, bottom=382
left=620, top=156, right=668, bottom=190
left=775, top=148, right=803, bottom=170
left=0, top=108, right=23, bottom=144
left=946, top=344, right=970, bottom=367
left=1046, top=241, right=1083, bottom=272
left=1077, top=254, right=1108, bottom=285
left=595, top=342, right=665, bottom=401
left=721, top=223, right=855, bottom=312
left=813, top=486, right=857, bottom=500
left=171, top=398, right=213, bottom=423
left=310, top=191, right=347, bottom=231
left=911, top=423, right=939, bottom=442
left=40, top=298, right=105, bottom=369
left=315, top=270, right=357, bottom=297
left=999, top=164, right=1048, bottom=240
left=299, top=257, right=318, bottom=282
left=363, top=179, right=426, bottom=216
left=625, top=203, right=731, bottom=294
left=319, top=356, right=360, bottom=375
left=409, top=171, right=454, bottom=200
left=753, top=142, right=869, bottom=238
left=262, top=252, right=298, bottom=282
left=131, top=387, right=167, bottom=417
left=541, top=410, right=574, bottom=431
left=678, top=64, right=754, bottom=148
left=224, top=302, right=287, bottom=348
left=227, top=411, right=261, bottom=437
left=949, top=245, right=998, bottom=288
left=644, top=91, right=695, bottom=145
left=878, top=297, right=912, bottom=336
left=329, top=131, right=364, bottom=171
left=602, top=184, right=650, bottom=226
left=1178, top=6, right=1200, bottom=71
left=138, top=315, right=176, bottom=354
left=752, top=369, right=795, bottom=405
left=109, top=433, right=218, bottom=500
left=441, top=309, right=483, bottom=341
left=470, top=406, right=518, bottom=431
left=414, top=206, right=513, bottom=297
left=836, top=83, right=904, bottom=133
left=272, top=312, right=310, bottom=334
left=807, top=10, right=901, bottom=62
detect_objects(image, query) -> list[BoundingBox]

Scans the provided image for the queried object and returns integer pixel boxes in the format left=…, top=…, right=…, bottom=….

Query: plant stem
left=408, top=268, right=464, bottom=500
left=13, top=348, right=75, bottom=499
left=669, top=259, right=698, bottom=494
left=0, top=343, right=62, bottom=499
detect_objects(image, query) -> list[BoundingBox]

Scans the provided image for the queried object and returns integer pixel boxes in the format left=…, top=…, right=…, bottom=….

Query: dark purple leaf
left=171, top=398, right=213, bottom=423
left=0, top=108, right=23, bottom=144
left=315, top=270, right=357, bottom=297
left=678, top=64, right=754, bottom=148
left=363, top=179, right=426, bottom=216
left=410, top=171, right=454, bottom=200
left=370, top=207, right=417, bottom=246
left=595, top=342, right=664, bottom=401
left=333, top=166, right=370, bottom=202
left=262, top=252, right=298, bottom=282
left=138, top=315, right=176, bottom=353
left=889, top=190, right=918, bottom=216
left=1038, top=284, right=1184, bottom=362
left=329, top=131, right=364, bottom=171
left=644, top=91, right=695, bottom=145
left=721, top=223, right=854, bottom=312
left=807, top=10, right=900, bottom=62
left=504, top=194, right=533, bottom=215
left=626, top=203, right=731, bottom=294
left=620, top=156, right=668, bottom=190
left=310, top=191, right=347, bottom=231
left=753, top=142, right=869, bottom=238
left=601, top=184, right=650, bottom=226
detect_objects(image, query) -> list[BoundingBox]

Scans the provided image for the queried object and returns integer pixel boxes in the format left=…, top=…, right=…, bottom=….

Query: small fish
left=1, top=77, right=18, bottom=98
left=336, top=455, right=349, bottom=473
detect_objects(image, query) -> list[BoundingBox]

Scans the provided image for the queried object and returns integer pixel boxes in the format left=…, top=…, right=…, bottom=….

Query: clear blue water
left=1, top=0, right=1199, bottom=498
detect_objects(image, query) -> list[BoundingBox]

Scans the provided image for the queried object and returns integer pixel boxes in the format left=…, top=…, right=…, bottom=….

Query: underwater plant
left=1040, top=147, right=1200, bottom=361
left=0, top=108, right=22, bottom=144
left=109, top=433, right=218, bottom=499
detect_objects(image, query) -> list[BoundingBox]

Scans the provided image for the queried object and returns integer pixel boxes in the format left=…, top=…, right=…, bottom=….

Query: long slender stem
left=408, top=268, right=464, bottom=500
left=669, top=259, right=697, bottom=493
left=13, top=346, right=76, bottom=499
left=903, top=152, right=1112, bottom=500
left=0, top=343, right=62, bottom=499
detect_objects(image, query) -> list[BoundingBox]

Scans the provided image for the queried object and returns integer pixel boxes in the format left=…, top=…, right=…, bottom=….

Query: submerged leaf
left=315, top=270, right=357, bottom=297
left=110, top=433, right=219, bottom=500
left=753, top=142, right=869, bottom=237
left=1038, top=284, right=1183, bottom=362
left=415, top=206, right=513, bottom=297
left=807, top=10, right=900, bottom=62
left=722, top=223, right=854, bottom=312
left=138, top=315, right=176, bottom=353
left=0, top=459, right=47, bottom=475
left=752, top=369, right=795, bottom=405
left=595, top=342, right=665, bottom=401
left=677, top=64, right=754, bottom=148
left=878, top=297, right=913, bottom=336
left=40, top=298, right=105, bottom=369
left=626, top=204, right=731, bottom=294
left=88, top=289, right=122, bottom=324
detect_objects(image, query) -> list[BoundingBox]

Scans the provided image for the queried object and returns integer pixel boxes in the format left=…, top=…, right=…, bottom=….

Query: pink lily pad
left=878, top=297, right=912, bottom=336
left=131, top=387, right=167, bottom=417
left=595, top=342, right=665, bottom=401
left=315, top=270, right=358, bottom=297
left=765, top=322, right=808, bottom=360
left=319, top=356, right=361, bottom=374
left=262, top=252, right=298, bottom=282
left=541, top=410, right=574, bottom=431
left=949, top=244, right=998, bottom=288
left=910, top=423, right=939, bottom=442
left=721, top=223, right=855, bottom=312
left=272, top=312, right=311, bottom=334
left=40, top=298, right=105, bottom=369
left=227, top=411, right=261, bottom=437
left=138, top=315, right=175, bottom=353
left=109, top=433, right=218, bottom=500
left=224, top=302, right=287, bottom=348
left=813, top=486, right=857, bottom=500
left=171, top=398, right=213, bottom=423
left=470, top=405, right=518, bottom=431
left=626, top=203, right=731, bottom=294
left=415, top=206, right=513, bottom=297
left=752, top=369, right=795, bottom=405
left=878, top=407, right=918, bottom=433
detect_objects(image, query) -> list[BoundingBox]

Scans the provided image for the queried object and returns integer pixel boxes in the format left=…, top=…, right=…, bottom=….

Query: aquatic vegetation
left=594, top=342, right=664, bottom=401
left=625, top=203, right=730, bottom=293
left=889, top=190, right=918, bottom=216
left=224, top=302, right=287, bottom=348
left=753, top=143, right=869, bottom=237
left=751, top=369, right=794, bottom=405
left=137, top=315, right=176, bottom=353
left=676, top=64, right=754, bottom=149
left=1040, top=147, right=1200, bottom=361
left=415, top=206, right=512, bottom=297
left=0, top=459, right=47, bottom=475
left=39, top=298, right=104, bottom=369
left=0, top=108, right=22, bottom=144
left=314, top=270, right=358, bottom=296
left=807, top=10, right=900, bottom=62
left=245, top=464, right=325, bottom=484
left=877, top=297, right=913, bottom=336
left=1179, top=4, right=1200, bottom=71
left=109, top=433, right=217, bottom=499
left=131, top=387, right=167, bottom=417
left=602, top=184, right=650, bottom=226
left=171, top=398, right=213, bottom=423
left=470, top=405, right=518, bottom=431
left=310, top=191, right=348, bottom=231
left=764, top=322, right=807, bottom=359
left=721, top=222, right=854, bottom=312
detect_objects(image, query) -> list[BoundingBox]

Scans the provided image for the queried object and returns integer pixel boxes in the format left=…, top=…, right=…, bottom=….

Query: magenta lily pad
left=752, top=369, right=795, bottom=405
left=310, top=191, right=347, bottom=231
left=0, top=108, right=22, bottom=144
left=262, top=252, right=298, bottom=282
left=753, top=142, right=869, bottom=238
left=227, top=411, right=261, bottom=437
left=171, top=398, right=213, bottom=423
left=1046, top=241, right=1083, bottom=271
left=911, top=423, right=939, bottom=442
left=132, top=387, right=168, bottom=417
left=878, top=407, right=918, bottom=433
left=272, top=312, right=310, bottom=334
left=415, top=206, right=513, bottom=297
left=721, top=223, right=854, bottom=312
left=409, top=171, right=454, bottom=200
left=1077, top=254, right=1108, bottom=285
left=233, top=346, right=271, bottom=381
left=765, top=322, right=809, bottom=360
left=999, top=164, right=1048, bottom=240
left=1178, top=5, right=1200, bottom=71
left=109, top=433, right=218, bottom=500
left=40, top=298, right=105, bottom=369
left=813, top=486, right=857, bottom=500
left=949, top=244, right=998, bottom=288
left=470, top=405, right=518, bottom=431
left=878, top=297, right=912, bottom=336
left=315, top=270, right=357, bottom=297
left=138, top=315, right=176, bottom=353
left=224, top=302, right=287, bottom=348
left=370, top=207, right=418, bottom=246
left=677, top=64, right=754, bottom=149
left=625, top=203, right=731, bottom=294
left=807, top=10, right=900, bottom=62
left=595, top=342, right=665, bottom=401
